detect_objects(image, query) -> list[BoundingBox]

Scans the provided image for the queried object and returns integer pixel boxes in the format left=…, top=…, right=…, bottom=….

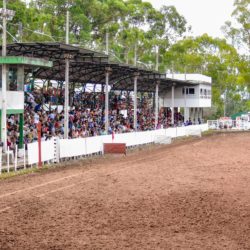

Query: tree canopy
left=0, top=0, right=249, bottom=118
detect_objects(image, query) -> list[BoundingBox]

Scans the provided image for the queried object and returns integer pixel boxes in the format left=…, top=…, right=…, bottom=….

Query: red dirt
left=0, top=132, right=250, bottom=250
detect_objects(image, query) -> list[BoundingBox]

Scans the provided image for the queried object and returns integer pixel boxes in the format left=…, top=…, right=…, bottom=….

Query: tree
left=164, top=34, right=247, bottom=117
left=222, top=0, right=250, bottom=54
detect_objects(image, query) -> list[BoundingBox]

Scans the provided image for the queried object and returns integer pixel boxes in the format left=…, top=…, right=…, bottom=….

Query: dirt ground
left=0, top=132, right=250, bottom=250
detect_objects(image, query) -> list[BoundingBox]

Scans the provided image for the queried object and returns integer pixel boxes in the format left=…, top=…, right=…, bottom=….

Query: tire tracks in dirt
left=0, top=138, right=209, bottom=212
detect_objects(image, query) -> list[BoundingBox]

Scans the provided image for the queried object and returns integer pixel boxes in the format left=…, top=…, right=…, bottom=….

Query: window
left=200, top=88, right=203, bottom=94
left=183, top=87, right=195, bottom=95
left=7, top=66, right=24, bottom=91
left=189, top=88, right=195, bottom=94
left=182, top=88, right=188, bottom=95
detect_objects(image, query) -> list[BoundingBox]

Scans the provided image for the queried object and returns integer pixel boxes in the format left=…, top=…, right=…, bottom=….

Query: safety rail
left=0, top=124, right=208, bottom=174
left=207, top=120, right=250, bottom=130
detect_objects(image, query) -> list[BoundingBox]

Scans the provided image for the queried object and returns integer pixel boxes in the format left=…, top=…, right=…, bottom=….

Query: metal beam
left=133, top=72, right=139, bottom=131
left=105, top=67, right=112, bottom=133
left=155, top=81, right=160, bottom=129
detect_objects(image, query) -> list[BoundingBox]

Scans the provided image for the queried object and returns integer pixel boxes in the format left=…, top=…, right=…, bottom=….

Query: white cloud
left=144, top=0, right=235, bottom=38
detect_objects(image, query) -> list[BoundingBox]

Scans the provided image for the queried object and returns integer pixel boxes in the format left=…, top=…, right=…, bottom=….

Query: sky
left=145, top=0, right=235, bottom=38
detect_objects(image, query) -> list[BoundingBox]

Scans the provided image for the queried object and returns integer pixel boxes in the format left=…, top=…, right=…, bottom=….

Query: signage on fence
left=103, top=143, right=126, bottom=155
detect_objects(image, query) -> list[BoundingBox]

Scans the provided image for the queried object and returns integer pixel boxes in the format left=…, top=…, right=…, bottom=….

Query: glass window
left=8, top=67, right=18, bottom=91
left=17, top=66, right=24, bottom=91
left=189, top=88, right=195, bottom=94
left=7, top=65, right=24, bottom=91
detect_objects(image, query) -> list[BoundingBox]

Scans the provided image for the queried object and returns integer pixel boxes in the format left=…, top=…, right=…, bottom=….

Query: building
left=0, top=56, right=52, bottom=150
left=160, top=74, right=212, bottom=124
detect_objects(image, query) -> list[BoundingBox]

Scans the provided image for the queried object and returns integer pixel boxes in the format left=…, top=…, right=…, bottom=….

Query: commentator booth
left=0, top=56, right=52, bottom=151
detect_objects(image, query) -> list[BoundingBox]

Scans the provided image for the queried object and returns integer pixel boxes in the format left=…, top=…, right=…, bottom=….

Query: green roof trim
left=0, top=56, right=53, bottom=68
left=0, top=109, right=24, bottom=114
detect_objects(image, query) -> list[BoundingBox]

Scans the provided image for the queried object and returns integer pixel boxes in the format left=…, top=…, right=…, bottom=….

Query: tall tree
left=222, top=0, right=250, bottom=54
left=164, top=34, right=247, bottom=117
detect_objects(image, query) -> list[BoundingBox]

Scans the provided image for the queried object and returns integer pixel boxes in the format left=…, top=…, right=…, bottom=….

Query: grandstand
left=0, top=42, right=211, bottom=169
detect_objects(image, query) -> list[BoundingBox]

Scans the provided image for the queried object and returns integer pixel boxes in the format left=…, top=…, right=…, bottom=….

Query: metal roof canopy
left=2, top=42, right=196, bottom=92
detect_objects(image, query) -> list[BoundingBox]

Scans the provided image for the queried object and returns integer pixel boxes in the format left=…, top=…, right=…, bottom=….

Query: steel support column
left=105, top=67, right=112, bottom=133
left=133, top=73, right=139, bottom=131
left=154, top=81, right=160, bottom=129
left=1, top=0, right=8, bottom=151
left=171, top=84, right=175, bottom=126
left=64, top=54, right=71, bottom=139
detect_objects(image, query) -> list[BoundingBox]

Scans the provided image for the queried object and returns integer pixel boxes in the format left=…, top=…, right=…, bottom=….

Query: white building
left=160, top=74, right=212, bottom=123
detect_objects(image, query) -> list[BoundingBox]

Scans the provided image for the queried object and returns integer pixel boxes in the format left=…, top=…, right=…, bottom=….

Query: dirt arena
left=0, top=132, right=250, bottom=250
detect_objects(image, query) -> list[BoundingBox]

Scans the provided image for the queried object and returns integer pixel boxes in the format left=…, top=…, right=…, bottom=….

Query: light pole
left=155, top=45, right=159, bottom=71
left=105, top=29, right=109, bottom=56
left=134, top=42, right=137, bottom=66
left=0, top=1, right=15, bottom=151
left=64, top=1, right=70, bottom=139
left=154, top=45, right=159, bottom=129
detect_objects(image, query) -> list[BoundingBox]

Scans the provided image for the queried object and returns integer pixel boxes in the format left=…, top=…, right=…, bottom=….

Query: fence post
left=37, top=122, right=42, bottom=168
left=14, top=145, right=17, bottom=172
left=23, top=147, right=26, bottom=170
left=7, top=146, right=10, bottom=173
left=0, top=147, right=2, bottom=174
left=53, top=137, right=59, bottom=163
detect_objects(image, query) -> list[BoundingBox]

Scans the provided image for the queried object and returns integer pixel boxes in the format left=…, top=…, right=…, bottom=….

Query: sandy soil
left=0, top=132, right=250, bottom=250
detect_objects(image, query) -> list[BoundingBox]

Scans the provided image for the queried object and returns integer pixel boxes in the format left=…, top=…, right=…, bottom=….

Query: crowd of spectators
left=7, top=85, right=191, bottom=147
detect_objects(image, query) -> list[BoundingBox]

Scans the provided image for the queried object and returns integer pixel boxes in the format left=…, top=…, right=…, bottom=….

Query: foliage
left=222, top=0, right=250, bottom=54
left=164, top=34, right=248, bottom=117
left=0, top=0, right=248, bottom=118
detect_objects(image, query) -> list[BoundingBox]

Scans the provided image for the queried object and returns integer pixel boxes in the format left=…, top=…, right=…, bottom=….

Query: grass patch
left=0, top=165, right=52, bottom=180
left=202, top=129, right=250, bottom=137
left=202, top=129, right=220, bottom=136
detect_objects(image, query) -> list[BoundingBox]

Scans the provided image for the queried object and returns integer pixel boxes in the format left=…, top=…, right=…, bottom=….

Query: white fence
left=0, top=124, right=208, bottom=174
left=59, top=124, right=208, bottom=159
left=207, top=120, right=250, bottom=130
left=27, top=137, right=57, bottom=165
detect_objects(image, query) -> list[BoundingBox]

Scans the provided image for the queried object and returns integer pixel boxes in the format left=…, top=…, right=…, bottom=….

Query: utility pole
left=171, top=62, right=174, bottom=79
left=224, top=88, right=227, bottom=117
left=64, top=2, right=70, bottom=139
left=0, top=0, right=15, bottom=151
left=18, top=22, right=23, bottom=42
left=155, top=45, right=159, bottom=71
left=66, top=6, right=69, bottom=44
left=134, top=42, right=137, bottom=66
left=105, top=30, right=109, bottom=55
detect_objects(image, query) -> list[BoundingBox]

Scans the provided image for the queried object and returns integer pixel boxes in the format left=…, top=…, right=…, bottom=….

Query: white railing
left=59, top=124, right=208, bottom=159
left=0, top=124, right=208, bottom=174
left=27, top=138, right=56, bottom=165
left=207, top=120, right=250, bottom=130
